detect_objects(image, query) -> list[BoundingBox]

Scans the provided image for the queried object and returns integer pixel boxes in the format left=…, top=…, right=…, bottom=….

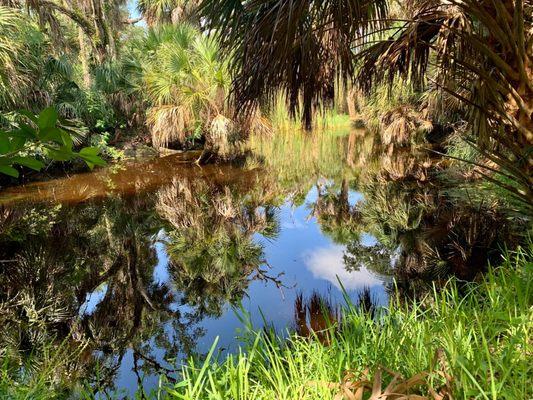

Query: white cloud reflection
left=304, top=245, right=383, bottom=290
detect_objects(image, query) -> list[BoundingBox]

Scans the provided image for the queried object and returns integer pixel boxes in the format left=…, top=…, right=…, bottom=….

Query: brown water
left=0, top=151, right=258, bottom=205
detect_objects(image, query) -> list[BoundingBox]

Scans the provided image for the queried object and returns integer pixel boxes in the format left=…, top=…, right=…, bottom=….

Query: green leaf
left=79, top=147, right=106, bottom=168
left=19, top=123, right=38, bottom=139
left=40, top=127, right=64, bottom=144
left=44, top=147, right=75, bottom=162
left=0, top=134, right=9, bottom=154
left=9, top=125, right=36, bottom=140
left=79, top=147, right=101, bottom=157
left=37, top=107, right=58, bottom=130
left=19, top=110, right=38, bottom=124
left=11, top=156, right=45, bottom=171
left=0, top=165, right=19, bottom=178
left=9, top=135, right=27, bottom=152
left=80, top=154, right=107, bottom=168
left=60, top=130, right=74, bottom=150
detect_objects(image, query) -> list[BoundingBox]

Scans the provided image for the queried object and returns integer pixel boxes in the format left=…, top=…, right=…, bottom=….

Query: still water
left=0, top=129, right=392, bottom=396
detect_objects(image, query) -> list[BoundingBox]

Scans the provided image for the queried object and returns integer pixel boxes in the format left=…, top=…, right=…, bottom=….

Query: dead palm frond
left=147, top=104, right=192, bottom=148
left=356, top=0, right=532, bottom=208
left=309, top=364, right=453, bottom=400
left=380, top=106, right=433, bottom=148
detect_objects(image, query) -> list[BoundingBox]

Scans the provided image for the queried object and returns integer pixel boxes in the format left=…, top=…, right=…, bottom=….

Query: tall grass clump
left=167, top=245, right=532, bottom=399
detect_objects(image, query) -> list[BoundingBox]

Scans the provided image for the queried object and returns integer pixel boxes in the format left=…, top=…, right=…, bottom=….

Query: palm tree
left=0, top=7, right=37, bottom=109
left=199, top=0, right=532, bottom=208
left=141, top=24, right=232, bottom=152
left=199, top=0, right=388, bottom=130
left=137, top=0, right=200, bottom=26
left=356, top=0, right=532, bottom=208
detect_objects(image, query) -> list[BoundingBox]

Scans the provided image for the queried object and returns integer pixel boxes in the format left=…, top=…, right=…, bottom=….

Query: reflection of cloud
left=304, top=245, right=383, bottom=290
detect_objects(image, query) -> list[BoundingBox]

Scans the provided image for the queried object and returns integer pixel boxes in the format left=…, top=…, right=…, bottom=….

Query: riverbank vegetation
left=164, top=246, right=531, bottom=400
left=1, top=0, right=531, bottom=208
left=2, top=243, right=530, bottom=399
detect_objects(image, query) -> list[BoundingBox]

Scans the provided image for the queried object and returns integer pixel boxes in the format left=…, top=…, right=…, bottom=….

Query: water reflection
left=0, top=127, right=519, bottom=396
left=1, top=129, right=391, bottom=396
left=304, top=245, right=386, bottom=290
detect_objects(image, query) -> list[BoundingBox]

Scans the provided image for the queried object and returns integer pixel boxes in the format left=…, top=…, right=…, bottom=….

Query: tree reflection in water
left=0, top=128, right=523, bottom=395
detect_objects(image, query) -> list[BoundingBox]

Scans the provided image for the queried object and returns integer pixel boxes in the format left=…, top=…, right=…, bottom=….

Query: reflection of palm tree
left=343, top=241, right=393, bottom=279
left=356, top=144, right=520, bottom=284
left=157, top=178, right=279, bottom=316
left=0, top=196, right=205, bottom=393
left=310, top=179, right=362, bottom=245
left=294, top=291, right=339, bottom=345
left=168, top=226, right=263, bottom=316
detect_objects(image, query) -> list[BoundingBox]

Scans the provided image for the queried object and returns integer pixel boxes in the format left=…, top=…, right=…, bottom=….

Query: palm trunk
left=78, top=27, right=92, bottom=87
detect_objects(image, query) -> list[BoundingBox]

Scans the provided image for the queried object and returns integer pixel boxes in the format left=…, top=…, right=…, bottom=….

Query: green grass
left=161, top=245, right=532, bottom=400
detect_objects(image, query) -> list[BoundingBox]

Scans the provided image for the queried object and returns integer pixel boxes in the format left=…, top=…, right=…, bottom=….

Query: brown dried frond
left=308, top=358, right=453, bottom=400
left=147, top=105, right=192, bottom=148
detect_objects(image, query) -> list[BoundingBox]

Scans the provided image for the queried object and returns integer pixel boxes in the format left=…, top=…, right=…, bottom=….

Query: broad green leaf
left=45, top=147, right=75, bottom=162
left=19, top=123, right=38, bottom=138
left=11, top=156, right=45, bottom=171
left=79, top=153, right=107, bottom=168
left=37, top=107, right=58, bottom=129
left=8, top=126, right=36, bottom=140
left=0, top=157, right=13, bottom=165
left=0, top=165, right=19, bottom=178
left=39, top=127, right=63, bottom=144
left=79, top=147, right=101, bottom=157
left=0, top=134, right=9, bottom=154
left=19, top=110, right=38, bottom=125
left=60, top=129, right=74, bottom=150
left=9, top=135, right=27, bottom=152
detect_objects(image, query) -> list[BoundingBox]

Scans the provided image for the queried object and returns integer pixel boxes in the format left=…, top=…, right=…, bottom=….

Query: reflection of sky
left=153, top=237, right=170, bottom=285
left=115, top=186, right=390, bottom=396
left=303, top=245, right=383, bottom=290
left=80, top=283, right=108, bottom=315
left=191, top=186, right=389, bottom=353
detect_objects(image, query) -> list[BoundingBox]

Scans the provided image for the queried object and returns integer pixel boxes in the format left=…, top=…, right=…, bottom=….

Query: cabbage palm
left=0, top=8, right=83, bottom=114
left=357, top=0, right=532, bottom=207
left=137, top=0, right=200, bottom=26
left=0, top=7, right=37, bottom=109
left=142, top=24, right=231, bottom=148
left=199, top=0, right=388, bottom=129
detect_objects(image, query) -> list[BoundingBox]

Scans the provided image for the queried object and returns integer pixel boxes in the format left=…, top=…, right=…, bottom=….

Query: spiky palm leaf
left=142, top=24, right=231, bottom=147
left=0, top=7, right=36, bottom=108
left=356, top=0, right=533, bottom=208
left=199, top=0, right=388, bottom=129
